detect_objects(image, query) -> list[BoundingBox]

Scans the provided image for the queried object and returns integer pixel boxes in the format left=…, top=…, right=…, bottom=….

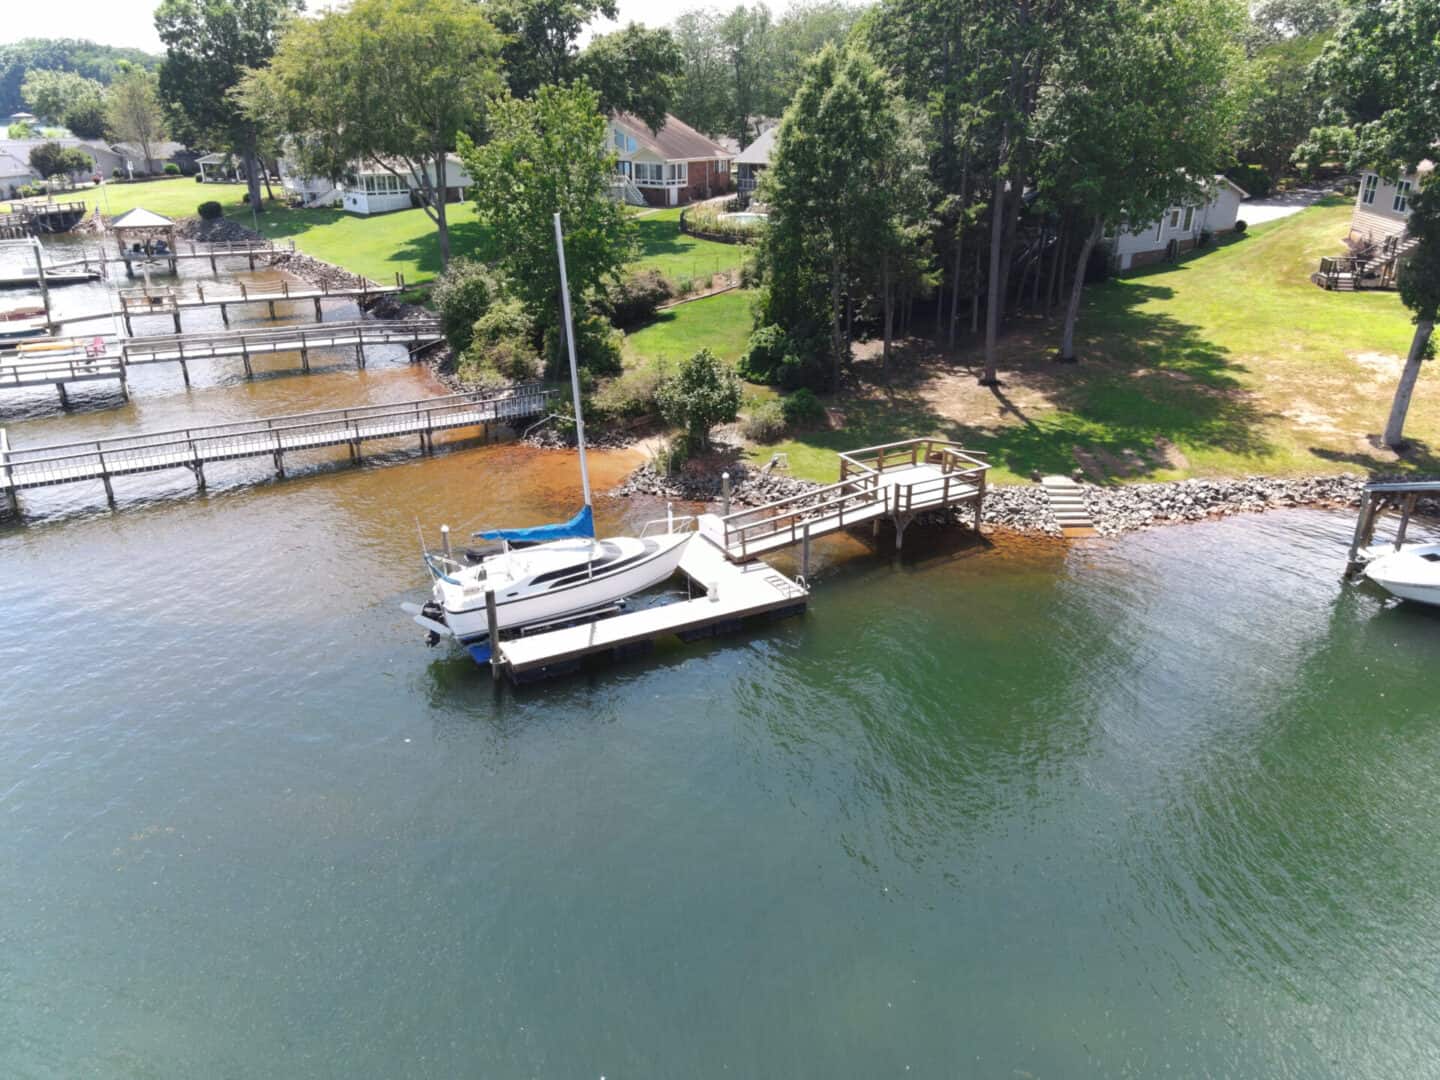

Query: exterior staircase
left=1041, top=475, right=1095, bottom=536
left=609, top=175, right=648, bottom=207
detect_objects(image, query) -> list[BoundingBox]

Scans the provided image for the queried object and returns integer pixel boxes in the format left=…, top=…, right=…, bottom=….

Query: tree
left=459, top=82, right=635, bottom=355
left=1035, top=0, right=1243, bottom=363
left=1307, top=0, right=1440, bottom=448
left=155, top=0, right=298, bottom=210
left=0, top=39, right=161, bottom=115
left=1235, top=34, right=1326, bottom=180
left=241, top=0, right=502, bottom=271
left=575, top=24, right=682, bottom=131
left=657, top=348, right=742, bottom=450
left=671, top=11, right=731, bottom=135
left=1250, top=0, right=1342, bottom=43
left=28, top=141, right=93, bottom=180
left=21, top=69, right=109, bottom=137
left=720, top=4, right=776, bottom=146
left=105, top=69, right=167, bottom=174
left=758, top=44, right=907, bottom=386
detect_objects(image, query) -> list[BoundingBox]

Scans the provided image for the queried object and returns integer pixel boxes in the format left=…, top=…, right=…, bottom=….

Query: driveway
left=1239, top=186, right=1335, bottom=225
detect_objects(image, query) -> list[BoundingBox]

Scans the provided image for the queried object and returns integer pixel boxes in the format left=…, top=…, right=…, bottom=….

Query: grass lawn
left=4, top=176, right=245, bottom=221
left=624, top=288, right=755, bottom=368
left=630, top=207, right=746, bottom=284
left=735, top=197, right=1431, bottom=485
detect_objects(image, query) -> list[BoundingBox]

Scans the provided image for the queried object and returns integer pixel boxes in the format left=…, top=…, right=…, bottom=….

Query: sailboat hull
left=436, top=533, right=691, bottom=642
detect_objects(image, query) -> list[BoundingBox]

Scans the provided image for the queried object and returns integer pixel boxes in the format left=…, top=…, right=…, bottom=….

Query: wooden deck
left=0, top=386, right=554, bottom=506
left=115, top=277, right=406, bottom=332
left=495, top=535, right=808, bottom=681
left=701, top=438, right=990, bottom=564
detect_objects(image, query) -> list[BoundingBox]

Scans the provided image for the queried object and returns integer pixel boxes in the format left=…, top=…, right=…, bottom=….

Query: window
left=717, top=158, right=729, bottom=174
left=1168, top=208, right=1181, bottom=229
left=634, top=162, right=662, bottom=183
left=1361, top=174, right=1378, bottom=205
left=1393, top=179, right=1412, bottom=214
left=612, top=130, right=637, bottom=154
left=665, top=162, right=688, bottom=183
left=1182, top=206, right=1194, bottom=231
left=362, top=173, right=405, bottom=195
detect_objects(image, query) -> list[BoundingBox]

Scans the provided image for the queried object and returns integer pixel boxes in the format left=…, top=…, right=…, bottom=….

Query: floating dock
left=492, top=532, right=808, bottom=684
left=0, top=385, right=554, bottom=512
left=477, top=438, right=991, bottom=683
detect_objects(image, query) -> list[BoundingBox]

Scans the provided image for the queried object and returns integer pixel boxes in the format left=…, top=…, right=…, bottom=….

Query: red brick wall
left=681, top=159, right=733, bottom=204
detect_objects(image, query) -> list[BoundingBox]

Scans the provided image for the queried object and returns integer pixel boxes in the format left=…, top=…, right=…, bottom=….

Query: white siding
left=1112, top=179, right=1246, bottom=270
left=1349, top=170, right=1414, bottom=244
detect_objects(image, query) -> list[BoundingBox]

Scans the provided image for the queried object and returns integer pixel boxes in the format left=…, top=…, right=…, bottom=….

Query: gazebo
left=110, top=207, right=178, bottom=277
left=197, top=153, right=245, bottom=183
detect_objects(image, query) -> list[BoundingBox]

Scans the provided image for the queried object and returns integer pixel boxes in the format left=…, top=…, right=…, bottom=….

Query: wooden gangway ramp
left=494, top=533, right=808, bottom=684
left=1, top=319, right=444, bottom=403
left=700, top=438, right=991, bottom=566
left=0, top=385, right=553, bottom=511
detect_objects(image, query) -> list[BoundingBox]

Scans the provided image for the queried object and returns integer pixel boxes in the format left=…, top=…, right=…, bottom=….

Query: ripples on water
left=4, top=244, right=1440, bottom=1077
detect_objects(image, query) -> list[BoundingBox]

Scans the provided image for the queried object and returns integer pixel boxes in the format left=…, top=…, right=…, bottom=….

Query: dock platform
left=115, top=277, right=406, bottom=333
left=494, top=535, right=808, bottom=683
left=701, top=438, right=990, bottom=567
left=0, top=385, right=553, bottom=511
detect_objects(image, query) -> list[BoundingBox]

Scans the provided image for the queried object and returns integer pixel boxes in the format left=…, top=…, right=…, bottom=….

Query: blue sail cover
left=478, top=504, right=594, bottom=543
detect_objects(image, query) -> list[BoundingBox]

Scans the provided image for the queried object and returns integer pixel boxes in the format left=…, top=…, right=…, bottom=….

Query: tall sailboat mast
left=552, top=211, right=592, bottom=507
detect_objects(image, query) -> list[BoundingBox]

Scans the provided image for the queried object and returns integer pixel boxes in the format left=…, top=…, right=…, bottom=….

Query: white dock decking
left=495, top=535, right=808, bottom=680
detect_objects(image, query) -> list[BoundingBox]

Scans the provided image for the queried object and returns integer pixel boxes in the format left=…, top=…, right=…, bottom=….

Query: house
left=277, top=155, right=473, bottom=215
left=0, top=151, right=32, bottom=197
left=1110, top=175, right=1249, bottom=270
left=112, top=141, right=188, bottom=175
left=733, top=126, right=777, bottom=204
left=1348, top=162, right=1433, bottom=248
left=608, top=112, right=733, bottom=207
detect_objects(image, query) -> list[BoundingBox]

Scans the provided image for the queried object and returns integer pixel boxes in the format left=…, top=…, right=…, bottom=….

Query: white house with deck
left=1348, top=162, right=1433, bottom=247
left=279, top=155, right=472, bottom=215
left=1110, top=175, right=1249, bottom=270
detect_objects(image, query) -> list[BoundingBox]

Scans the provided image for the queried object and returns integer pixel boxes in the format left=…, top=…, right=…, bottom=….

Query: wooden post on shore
left=485, top=589, right=501, bottom=683
left=313, top=297, right=322, bottom=322
left=240, top=339, right=251, bottom=377
left=172, top=309, right=181, bottom=334
left=0, top=429, right=17, bottom=516
left=178, top=357, right=189, bottom=387
left=1394, top=493, right=1418, bottom=551
left=220, top=302, right=229, bottom=327
left=267, top=299, right=277, bottom=320
left=56, top=382, right=69, bottom=409
left=722, top=471, right=731, bottom=516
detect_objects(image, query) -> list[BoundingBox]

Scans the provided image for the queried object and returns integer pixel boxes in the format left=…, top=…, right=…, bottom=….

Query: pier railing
left=839, top=437, right=989, bottom=480
left=3, top=386, right=551, bottom=489
left=714, top=473, right=886, bottom=558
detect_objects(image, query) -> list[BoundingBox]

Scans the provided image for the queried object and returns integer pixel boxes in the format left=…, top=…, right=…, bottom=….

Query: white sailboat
left=406, top=212, right=691, bottom=657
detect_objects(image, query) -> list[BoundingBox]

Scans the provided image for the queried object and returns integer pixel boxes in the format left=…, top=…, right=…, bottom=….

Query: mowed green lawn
left=638, top=198, right=1428, bottom=485
left=4, top=176, right=243, bottom=220
left=624, top=288, right=754, bottom=367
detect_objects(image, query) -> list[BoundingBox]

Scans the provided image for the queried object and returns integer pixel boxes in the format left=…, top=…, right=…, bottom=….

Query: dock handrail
left=839, top=437, right=990, bottom=479
left=715, top=473, right=884, bottom=558
left=3, top=386, right=551, bottom=466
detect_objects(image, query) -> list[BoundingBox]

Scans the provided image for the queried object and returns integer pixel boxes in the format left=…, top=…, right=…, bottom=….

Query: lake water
left=3, top=245, right=1440, bottom=1077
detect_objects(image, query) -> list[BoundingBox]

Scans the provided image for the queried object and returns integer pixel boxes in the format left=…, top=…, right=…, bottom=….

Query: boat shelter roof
left=111, top=207, right=175, bottom=229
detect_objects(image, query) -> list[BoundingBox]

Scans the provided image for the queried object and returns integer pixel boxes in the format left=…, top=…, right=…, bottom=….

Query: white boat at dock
left=1361, top=543, right=1440, bottom=606
left=1345, top=480, right=1440, bottom=607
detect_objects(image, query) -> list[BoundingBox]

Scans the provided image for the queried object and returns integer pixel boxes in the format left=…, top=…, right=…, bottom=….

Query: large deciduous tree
left=1037, top=0, right=1242, bottom=364
left=21, top=69, right=109, bottom=138
left=1307, top=0, right=1440, bottom=448
left=105, top=68, right=168, bottom=174
left=155, top=0, right=299, bottom=209
left=459, top=82, right=634, bottom=354
left=241, top=0, right=502, bottom=271
left=575, top=24, right=683, bottom=131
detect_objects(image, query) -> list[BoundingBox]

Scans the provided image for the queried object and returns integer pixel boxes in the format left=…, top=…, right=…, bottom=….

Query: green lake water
left=3, top=447, right=1438, bottom=1076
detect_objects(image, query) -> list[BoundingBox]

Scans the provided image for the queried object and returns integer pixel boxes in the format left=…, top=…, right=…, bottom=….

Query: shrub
left=650, top=434, right=689, bottom=476
left=1233, top=220, right=1248, bottom=235
left=781, top=388, right=825, bottom=427
left=674, top=276, right=693, bottom=297
left=194, top=173, right=203, bottom=183
left=462, top=296, right=541, bottom=383
left=163, top=163, right=181, bottom=175
left=592, top=363, right=668, bottom=421
left=197, top=200, right=223, bottom=220
left=431, top=258, right=501, bottom=353
left=741, top=398, right=787, bottom=442
left=543, top=313, right=623, bottom=378
left=737, top=324, right=791, bottom=384
left=601, top=269, right=673, bottom=328
left=656, top=348, right=742, bottom=450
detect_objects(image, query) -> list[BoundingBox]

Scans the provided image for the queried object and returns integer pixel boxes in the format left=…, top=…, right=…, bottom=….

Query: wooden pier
left=700, top=438, right=990, bottom=567
left=0, top=386, right=553, bottom=510
left=46, top=238, right=297, bottom=278
left=491, top=532, right=808, bottom=684
left=0, top=319, right=444, bottom=402
left=1344, top=479, right=1440, bottom=576
left=115, top=276, right=406, bottom=333
left=0, top=200, right=87, bottom=238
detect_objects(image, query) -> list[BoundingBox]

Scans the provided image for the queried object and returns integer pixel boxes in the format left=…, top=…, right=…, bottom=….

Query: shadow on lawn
left=387, top=219, right=490, bottom=278
left=782, top=282, right=1273, bottom=482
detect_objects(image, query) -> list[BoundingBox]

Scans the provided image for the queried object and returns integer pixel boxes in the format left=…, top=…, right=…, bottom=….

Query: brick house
left=608, top=112, right=733, bottom=207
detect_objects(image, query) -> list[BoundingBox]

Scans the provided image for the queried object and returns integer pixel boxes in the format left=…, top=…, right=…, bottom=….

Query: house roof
left=197, top=152, right=231, bottom=164
left=1215, top=174, right=1249, bottom=199
left=612, top=112, right=732, bottom=163
left=0, top=152, right=31, bottom=177
left=114, top=141, right=186, bottom=160
left=111, top=207, right=175, bottom=228
left=734, top=127, right=778, bottom=167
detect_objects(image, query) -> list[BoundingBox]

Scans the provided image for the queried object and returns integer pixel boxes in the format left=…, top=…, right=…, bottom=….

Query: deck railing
left=709, top=473, right=885, bottom=558
left=839, top=437, right=989, bottom=480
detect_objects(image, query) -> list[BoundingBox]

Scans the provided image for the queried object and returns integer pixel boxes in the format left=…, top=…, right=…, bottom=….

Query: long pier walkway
left=48, top=239, right=297, bottom=278
left=0, top=319, right=445, bottom=402
left=699, top=439, right=991, bottom=567
left=0, top=385, right=554, bottom=511
left=114, top=277, right=407, bottom=333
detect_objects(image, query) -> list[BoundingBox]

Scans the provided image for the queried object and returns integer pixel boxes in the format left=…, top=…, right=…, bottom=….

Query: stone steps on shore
left=1041, top=475, right=1096, bottom=536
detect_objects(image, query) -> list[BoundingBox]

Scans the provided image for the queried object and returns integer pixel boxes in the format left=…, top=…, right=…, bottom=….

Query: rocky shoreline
left=611, top=465, right=1434, bottom=537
